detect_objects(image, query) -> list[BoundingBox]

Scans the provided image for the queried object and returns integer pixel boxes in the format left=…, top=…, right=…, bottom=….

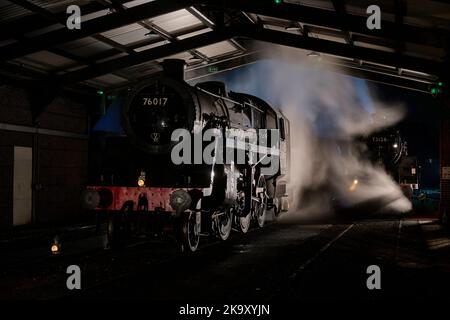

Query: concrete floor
left=1, top=212, right=450, bottom=303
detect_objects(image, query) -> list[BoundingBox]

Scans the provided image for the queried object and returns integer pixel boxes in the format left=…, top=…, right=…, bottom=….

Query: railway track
left=3, top=215, right=446, bottom=301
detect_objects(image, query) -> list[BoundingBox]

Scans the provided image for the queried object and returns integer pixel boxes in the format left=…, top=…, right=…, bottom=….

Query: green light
left=438, top=82, right=444, bottom=87
left=274, top=0, right=282, bottom=4
left=207, top=66, right=219, bottom=73
left=97, top=90, right=104, bottom=95
left=431, top=87, right=442, bottom=95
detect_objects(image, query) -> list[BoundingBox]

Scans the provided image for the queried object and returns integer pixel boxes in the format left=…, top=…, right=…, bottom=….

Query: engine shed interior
left=1, top=0, right=450, bottom=304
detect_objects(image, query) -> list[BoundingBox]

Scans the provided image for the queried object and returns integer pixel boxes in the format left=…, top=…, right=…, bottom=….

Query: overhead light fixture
left=285, top=22, right=301, bottom=31
left=307, top=51, right=321, bottom=58
left=145, top=30, right=158, bottom=37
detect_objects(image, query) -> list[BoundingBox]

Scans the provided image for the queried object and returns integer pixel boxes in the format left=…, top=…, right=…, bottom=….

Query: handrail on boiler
left=196, top=86, right=264, bottom=113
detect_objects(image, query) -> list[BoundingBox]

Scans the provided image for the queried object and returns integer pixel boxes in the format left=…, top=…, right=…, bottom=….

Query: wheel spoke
left=180, top=212, right=200, bottom=252
left=255, top=175, right=267, bottom=228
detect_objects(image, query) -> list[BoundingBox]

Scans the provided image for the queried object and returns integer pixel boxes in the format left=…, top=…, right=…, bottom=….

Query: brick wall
left=36, top=135, right=88, bottom=223
left=0, top=85, right=89, bottom=228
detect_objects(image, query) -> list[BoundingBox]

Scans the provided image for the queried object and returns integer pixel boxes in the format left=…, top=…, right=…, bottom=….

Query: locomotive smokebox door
left=122, top=70, right=197, bottom=155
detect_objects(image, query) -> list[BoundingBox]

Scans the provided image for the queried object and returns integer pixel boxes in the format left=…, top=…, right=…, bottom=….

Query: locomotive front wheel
left=216, top=208, right=233, bottom=241
left=235, top=185, right=251, bottom=233
left=238, top=213, right=251, bottom=233
left=180, top=211, right=200, bottom=253
left=255, top=176, right=268, bottom=228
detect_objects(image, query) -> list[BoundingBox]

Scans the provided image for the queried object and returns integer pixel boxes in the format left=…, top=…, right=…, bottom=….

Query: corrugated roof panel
left=177, top=27, right=212, bottom=40
left=101, top=23, right=150, bottom=45
left=150, top=9, right=203, bottom=33
left=344, top=1, right=376, bottom=17
left=310, top=32, right=347, bottom=44
left=168, top=51, right=194, bottom=60
left=81, top=8, right=110, bottom=23
left=36, top=0, right=84, bottom=13
left=0, top=0, right=86, bottom=23
left=25, top=23, right=65, bottom=38
left=259, top=15, right=294, bottom=26
left=260, top=14, right=341, bottom=32
left=404, top=43, right=445, bottom=61
left=362, top=61, right=396, bottom=70
left=57, top=37, right=113, bottom=57
left=404, top=16, right=450, bottom=30
left=196, top=41, right=239, bottom=58
left=157, top=51, right=194, bottom=63
left=96, top=52, right=128, bottom=63
left=284, top=0, right=334, bottom=11
left=123, top=0, right=155, bottom=8
left=354, top=41, right=396, bottom=53
left=345, top=1, right=396, bottom=22
left=63, top=64, right=87, bottom=73
left=321, top=53, right=354, bottom=61
left=134, top=40, right=167, bottom=52
left=0, top=39, right=16, bottom=47
left=14, top=50, right=77, bottom=70
left=345, top=0, right=450, bottom=21
left=0, top=1, right=32, bottom=22
left=121, top=62, right=162, bottom=77
left=401, top=69, right=435, bottom=79
left=87, top=74, right=129, bottom=86
left=264, top=24, right=304, bottom=35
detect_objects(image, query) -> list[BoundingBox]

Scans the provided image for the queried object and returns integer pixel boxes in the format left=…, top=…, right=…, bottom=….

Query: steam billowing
left=201, top=44, right=412, bottom=218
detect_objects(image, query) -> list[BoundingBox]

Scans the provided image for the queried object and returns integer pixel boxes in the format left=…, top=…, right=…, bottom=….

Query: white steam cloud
left=203, top=44, right=412, bottom=219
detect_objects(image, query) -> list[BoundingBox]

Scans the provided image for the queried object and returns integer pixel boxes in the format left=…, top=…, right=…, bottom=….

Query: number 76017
left=142, top=97, right=168, bottom=106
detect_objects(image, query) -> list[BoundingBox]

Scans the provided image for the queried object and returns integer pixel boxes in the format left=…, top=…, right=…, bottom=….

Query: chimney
left=161, top=59, right=186, bottom=81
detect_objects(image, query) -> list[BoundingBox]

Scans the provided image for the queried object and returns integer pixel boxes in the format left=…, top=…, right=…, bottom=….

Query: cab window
left=279, top=117, right=286, bottom=140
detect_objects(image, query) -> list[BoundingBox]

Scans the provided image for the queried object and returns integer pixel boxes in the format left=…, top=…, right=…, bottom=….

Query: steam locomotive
left=337, top=128, right=418, bottom=202
left=365, top=128, right=418, bottom=197
left=326, top=127, right=418, bottom=212
left=82, top=60, right=290, bottom=252
left=365, top=129, right=407, bottom=176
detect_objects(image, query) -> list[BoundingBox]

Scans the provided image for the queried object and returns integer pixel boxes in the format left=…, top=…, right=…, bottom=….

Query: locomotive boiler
left=82, top=60, right=290, bottom=252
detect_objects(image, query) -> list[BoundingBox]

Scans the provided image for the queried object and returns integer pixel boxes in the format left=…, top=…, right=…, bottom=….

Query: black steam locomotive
left=82, top=60, right=290, bottom=252
left=365, top=128, right=418, bottom=197
left=365, top=129, right=407, bottom=176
